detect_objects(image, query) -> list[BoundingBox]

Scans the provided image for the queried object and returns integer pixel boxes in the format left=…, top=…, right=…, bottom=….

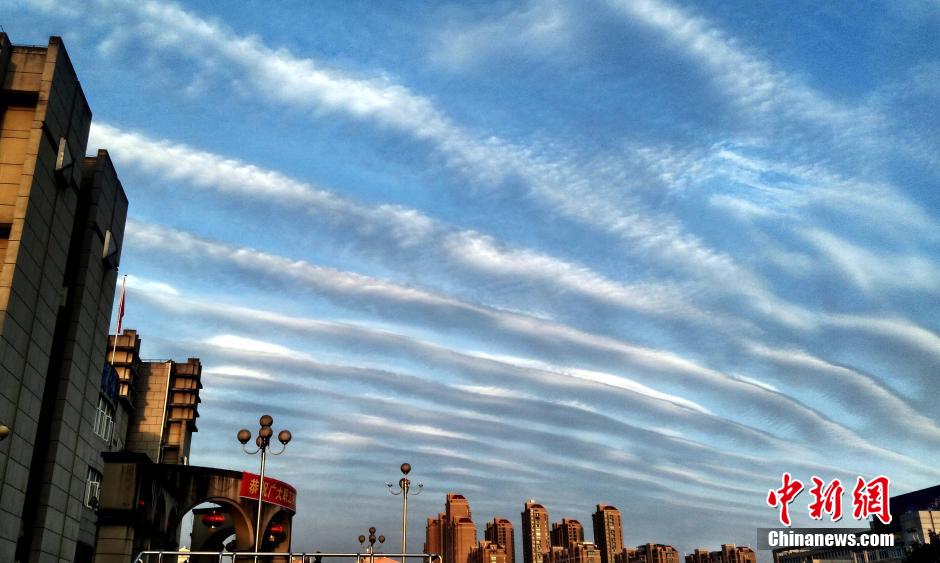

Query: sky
left=5, top=0, right=940, bottom=559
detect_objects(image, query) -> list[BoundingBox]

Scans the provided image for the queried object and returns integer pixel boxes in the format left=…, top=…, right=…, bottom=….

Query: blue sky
left=5, top=0, right=940, bottom=557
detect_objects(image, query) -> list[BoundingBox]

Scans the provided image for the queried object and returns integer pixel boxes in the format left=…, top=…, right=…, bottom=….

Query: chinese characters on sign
left=767, top=474, right=891, bottom=526
left=238, top=472, right=297, bottom=512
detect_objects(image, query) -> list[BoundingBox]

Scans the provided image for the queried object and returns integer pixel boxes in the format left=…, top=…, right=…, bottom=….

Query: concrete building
left=551, top=519, right=584, bottom=551
left=592, top=505, right=623, bottom=563
left=485, top=517, right=514, bottom=563
left=110, top=331, right=202, bottom=466
left=617, top=544, right=679, bottom=563
left=0, top=33, right=129, bottom=563
left=522, top=501, right=551, bottom=563
left=871, top=483, right=940, bottom=546
left=772, top=546, right=903, bottom=563
left=565, top=542, right=602, bottom=563
left=684, top=549, right=710, bottom=563
left=425, top=494, right=478, bottom=563
left=470, top=540, right=508, bottom=563
left=427, top=515, right=443, bottom=557
left=695, top=545, right=755, bottom=563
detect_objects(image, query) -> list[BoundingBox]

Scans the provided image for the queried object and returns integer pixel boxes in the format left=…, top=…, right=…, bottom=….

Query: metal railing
left=133, top=551, right=442, bottom=563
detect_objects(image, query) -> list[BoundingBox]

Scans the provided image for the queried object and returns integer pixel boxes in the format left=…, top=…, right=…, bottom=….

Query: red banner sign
left=239, top=472, right=297, bottom=512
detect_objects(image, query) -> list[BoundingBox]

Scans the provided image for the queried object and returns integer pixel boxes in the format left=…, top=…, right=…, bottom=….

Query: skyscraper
left=470, top=540, right=508, bottom=563
left=522, top=501, right=550, bottom=563
left=426, top=515, right=443, bottom=556
left=551, top=519, right=584, bottom=551
left=447, top=494, right=477, bottom=563
left=485, top=517, right=515, bottom=563
left=592, top=505, right=623, bottom=563
left=425, top=494, right=478, bottom=563
left=0, top=33, right=128, bottom=563
left=619, top=544, right=679, bottom=563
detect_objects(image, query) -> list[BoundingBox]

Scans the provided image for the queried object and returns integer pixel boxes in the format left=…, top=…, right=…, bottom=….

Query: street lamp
left=387, top=462, right=422, bottom=563
left=359, top=526, right=385, bottom=563
left=237, top=414, right=292, bottom=558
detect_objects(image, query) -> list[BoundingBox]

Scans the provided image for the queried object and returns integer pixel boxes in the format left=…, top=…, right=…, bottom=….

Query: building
left=427, top=515, right=443, bottom=556
left=485, top=517, right=515, bottom=563
left=470, top=540, right=509, bottom=563
left=684, top=549, right=710, bottom=563
left=109, top=330, right=202, bottom=465
left=617, top=544, right=679, bottom=563
left=566, top=542, right=602, bottom=563
left=522, top=501, right=551, bottom=563
left=697, top=545, right=755, bottom=563
left=772, top=546, right=903, bottom=563
left=592, top=505, right=623, bottom=563
left=0, top=33, right=129, bottom=563
left=871, top=483, right=940, bottom=546
left=425, top=494, right=478, bottom=563
left=552, top=519, right=584, bottom=551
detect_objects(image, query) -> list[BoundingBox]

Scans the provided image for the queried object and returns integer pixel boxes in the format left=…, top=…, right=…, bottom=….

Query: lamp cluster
left=237, top=414, right=292, bottom=451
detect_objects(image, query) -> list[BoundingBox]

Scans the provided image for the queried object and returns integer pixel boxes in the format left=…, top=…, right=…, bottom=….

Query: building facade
left=522, top=501, right=550, bottom=563
left=0, top=33, right=129, bottom=563
left=470, top=540, right=508, bottom=563
left=617, top=544, right=679, bottom=563
left=485, top=517, right=515, bottom=563
left=551, top=519, right=584, bottom=551
left=592, top=505, right=623, bottom=563
left=425, top=494, right=478, bottom=563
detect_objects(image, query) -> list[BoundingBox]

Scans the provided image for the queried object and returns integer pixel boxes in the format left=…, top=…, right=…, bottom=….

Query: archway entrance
left=93, top=452, right=296, bottom=563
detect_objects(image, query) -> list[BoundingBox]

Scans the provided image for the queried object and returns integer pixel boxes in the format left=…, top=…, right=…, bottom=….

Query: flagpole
left=110, top=274, right=126, bottom=366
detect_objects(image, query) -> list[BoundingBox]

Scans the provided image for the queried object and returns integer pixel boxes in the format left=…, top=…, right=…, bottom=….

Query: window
left=93, top=395, right=114, bottom=443
left=84, top=467, right=102, bottom=508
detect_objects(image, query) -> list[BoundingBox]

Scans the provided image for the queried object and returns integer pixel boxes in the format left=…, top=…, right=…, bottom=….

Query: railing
left=133, top=551, right=442, bottom=563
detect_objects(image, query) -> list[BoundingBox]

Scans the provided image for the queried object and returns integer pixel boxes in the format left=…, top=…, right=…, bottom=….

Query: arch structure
left=92, top=451, right=296, bottom=563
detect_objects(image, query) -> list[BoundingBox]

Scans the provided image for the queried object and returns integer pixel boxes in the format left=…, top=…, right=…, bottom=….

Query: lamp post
left=237, top=414, right=292, bottom=560
left=387, top=463, right=422, bottom=563
left=359, top=526, right=385, bottom=563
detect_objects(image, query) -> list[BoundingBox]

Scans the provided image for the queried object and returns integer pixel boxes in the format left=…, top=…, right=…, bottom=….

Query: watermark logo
left=757, top=528, right=895, bottom=550
left=766, top=474, right=892, bottom=526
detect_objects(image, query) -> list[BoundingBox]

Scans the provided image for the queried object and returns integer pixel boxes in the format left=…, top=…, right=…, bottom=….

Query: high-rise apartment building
left=485, top=517, right=515, bottom=563
left=566, top=542, right=602, bottom=563
left=522, top=501, right=551, bottom=563
left=705, top=545, right=755, bottom=563
left=685, top=549, right=710, bottom=563
left=592, top=504, right=623, bottom=563
left=552, top=519, right=584, bottom=551
left=425, top=494, right=478, bottom=563
left=470, top=540, right=508, bottom=563
left=0, top=33, right=129, bottom=563
left=617, top=544, right=679, bottom=563
left=426, top=515, right=443, bottom=556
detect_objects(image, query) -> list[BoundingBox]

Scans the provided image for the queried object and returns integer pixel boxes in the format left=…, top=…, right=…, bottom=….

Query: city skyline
left=423, top=492, right=755, bottom=563
left=2, top=0, right=938, bottom=560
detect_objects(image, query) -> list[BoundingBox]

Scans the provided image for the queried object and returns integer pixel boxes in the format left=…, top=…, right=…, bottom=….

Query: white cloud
left=428, top=0, right=572, bottom=70
left=97, top=123, right=709, bottom=321
left=803, top=229, right=940, bottom=294
left=205, top=334, right=311, bottom=360
left=201, top=364, right=272, bottom=381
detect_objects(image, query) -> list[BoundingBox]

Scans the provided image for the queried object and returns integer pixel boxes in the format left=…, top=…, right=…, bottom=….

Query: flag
left=116, top=275, right=126, bottom=333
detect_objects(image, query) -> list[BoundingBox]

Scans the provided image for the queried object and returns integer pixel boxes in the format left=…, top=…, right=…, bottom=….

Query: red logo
left=852, top=475, right=892, bottom=524
left=767, top=472, right=804, bottom=526
left=767, top=474, right=891, bottom=525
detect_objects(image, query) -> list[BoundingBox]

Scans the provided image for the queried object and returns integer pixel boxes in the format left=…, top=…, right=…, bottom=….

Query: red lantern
left=269, top=523, right=285, bottom=535
left=202, top=511, right=225, bottom=529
